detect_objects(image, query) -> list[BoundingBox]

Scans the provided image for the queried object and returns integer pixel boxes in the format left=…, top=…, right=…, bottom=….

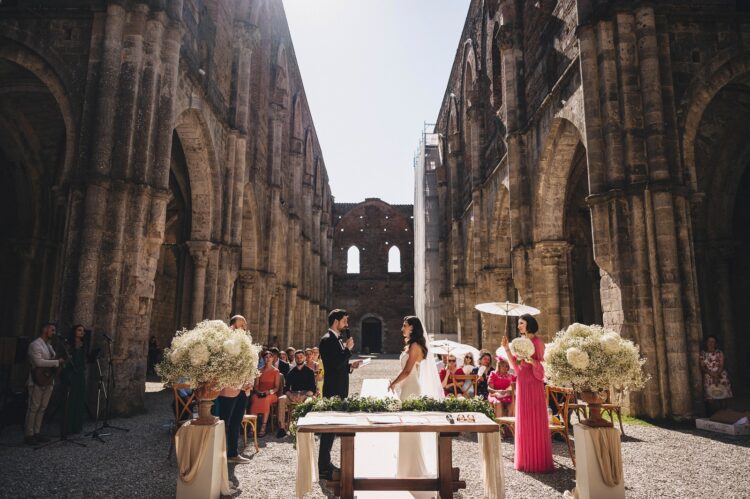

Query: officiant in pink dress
left=502, top=314, right=553, bottom=473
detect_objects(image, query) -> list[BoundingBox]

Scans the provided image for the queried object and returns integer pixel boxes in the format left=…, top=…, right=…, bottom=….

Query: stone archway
left=0, top=58, right=68, bottom=337
left=688, top=65, right=750, bottom=395
left=359, top=313, right=385, bottom=354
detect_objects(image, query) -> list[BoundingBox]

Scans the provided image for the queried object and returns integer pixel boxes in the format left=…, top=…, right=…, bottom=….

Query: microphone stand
left=85, top=335, right=128, bottom=443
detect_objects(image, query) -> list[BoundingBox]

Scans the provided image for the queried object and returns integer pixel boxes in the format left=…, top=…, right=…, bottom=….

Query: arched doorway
left=0, top=59, right=67, bottom=337
left=691, top=69, right=750, bottom=394
left=361, top=316, right=383, bottom=354
left=565, top=144, right=602, bottom=325
left=151, top=131, right=193, bottom=353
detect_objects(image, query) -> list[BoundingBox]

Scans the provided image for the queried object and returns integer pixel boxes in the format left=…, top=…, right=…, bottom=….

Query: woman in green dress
left=62, top=324, right=88, bottom=435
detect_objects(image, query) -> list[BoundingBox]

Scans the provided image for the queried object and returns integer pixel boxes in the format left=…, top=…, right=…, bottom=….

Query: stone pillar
left=12, top=243, right=36, bottom=337
left=709, top=240, right=737, bottom=380
left=188, top=241, right=212, bottom=326
left=538, top=241, right=570, bottom=336
left=239, top=270, right=257, bottom=332
left=204, top=245, right=221, bottom=319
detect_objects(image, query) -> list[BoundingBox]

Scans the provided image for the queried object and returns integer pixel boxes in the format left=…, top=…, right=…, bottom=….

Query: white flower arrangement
left=156, top=319, right=261, bottom=389
left=509, top=337, right=535, bottom=362
left=544, top=323, right=648, bottom=392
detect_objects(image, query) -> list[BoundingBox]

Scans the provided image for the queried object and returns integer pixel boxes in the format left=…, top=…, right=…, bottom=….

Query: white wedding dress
left=395, top=351, right=440, bottom=478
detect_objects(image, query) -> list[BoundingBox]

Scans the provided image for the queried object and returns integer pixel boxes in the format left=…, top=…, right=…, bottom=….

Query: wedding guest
left=700, top=335, right=733, bottom=414
left=460, top=352, right=477, bottom=396
left=285, top=347, right=296, bottom=363
left=276, top=350, right=317, bottom=438
left=62, top=324, right=89, bottom=435
left=269, top=347, right=290, bottom=376
left=249, top=351, right=282, bottom=437
left=219, top=315, right=251, bottom=464
left=279, top=351, right=288, bottom=364
left=439, top=355, right=465, bottom=396
left=25, top=322, right=65, bottom=444
left=488, top=357, right=515, bottom=417
left=312, top=346, right=325, bottom=394
left=502, top=314, right=553, bottom=473
left=435, top=354, right=446, bottom=371
left=471, top=351, right=494, bottom=399
left=147, top=335, right=159, bottom=374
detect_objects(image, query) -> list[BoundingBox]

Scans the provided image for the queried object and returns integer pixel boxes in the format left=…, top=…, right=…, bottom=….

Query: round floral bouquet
left=544, top=323, right=647, bottom=392
left=156, top=319, right=261, bottom=389
left=509, top=336, right=535, bottom=362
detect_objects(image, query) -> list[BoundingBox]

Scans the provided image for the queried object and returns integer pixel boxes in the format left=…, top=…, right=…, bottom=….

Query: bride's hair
left=403, top=316, right=428, bottom=358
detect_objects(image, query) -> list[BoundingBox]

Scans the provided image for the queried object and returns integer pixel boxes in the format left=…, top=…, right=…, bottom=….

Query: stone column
left=538, top=241, right=570, bottom=336
left=204, top=245, right=221, bottom=319
left=709, top=240, right=737, bottom=380
left=187, top=241, right=212, bottom=326
left=12, top=242, right=36, bottom=337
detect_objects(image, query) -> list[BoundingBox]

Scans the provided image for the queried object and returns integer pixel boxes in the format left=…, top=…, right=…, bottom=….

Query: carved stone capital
left=536, top=241, right=571, bottom=265
left=497, top=23, right=514, bottom=50
left=238, top=270, right=256, bottom=289
left=187, top=240, right=213, bottom=268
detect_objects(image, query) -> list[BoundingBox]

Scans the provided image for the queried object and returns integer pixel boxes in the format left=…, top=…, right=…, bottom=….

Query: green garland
left=289, top=395, right=495, bottom=441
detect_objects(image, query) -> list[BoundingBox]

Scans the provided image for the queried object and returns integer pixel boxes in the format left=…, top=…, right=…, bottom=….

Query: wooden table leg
left=340, top=434, right=355, bottom=499
left=438, top=433, right=454, bottom=499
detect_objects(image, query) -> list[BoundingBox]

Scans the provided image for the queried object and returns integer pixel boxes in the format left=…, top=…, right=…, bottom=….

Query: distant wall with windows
left=331, top=199, right=414, bottom=353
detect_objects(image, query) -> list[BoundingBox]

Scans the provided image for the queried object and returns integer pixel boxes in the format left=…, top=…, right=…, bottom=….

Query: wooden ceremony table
left=296, top=411, right=501, bottom=499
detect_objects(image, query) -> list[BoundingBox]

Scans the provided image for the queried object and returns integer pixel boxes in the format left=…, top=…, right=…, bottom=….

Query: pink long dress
left=509, top=335, right=553, bottom=473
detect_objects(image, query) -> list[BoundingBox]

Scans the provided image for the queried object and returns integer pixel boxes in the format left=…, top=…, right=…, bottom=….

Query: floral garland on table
left=289, top=395, right=495, bottom=441
left=156, top=319, right=261, bottom=389
left=544, top=323, right=648, bottom=392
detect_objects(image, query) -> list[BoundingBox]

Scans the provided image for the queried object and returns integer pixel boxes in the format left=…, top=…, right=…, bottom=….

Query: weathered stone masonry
left=423, top=0, right=750, bottom=418
left=0, top=0, right=335, bottom=414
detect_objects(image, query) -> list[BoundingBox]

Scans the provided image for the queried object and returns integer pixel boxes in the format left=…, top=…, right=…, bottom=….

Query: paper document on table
left=367, top=415, right=401, bottom=424
left=298, top=415, right=363, bottom=426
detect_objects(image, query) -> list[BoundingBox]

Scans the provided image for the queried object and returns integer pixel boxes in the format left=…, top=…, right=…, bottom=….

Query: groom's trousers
left=319, top=433, right=335, bottom=472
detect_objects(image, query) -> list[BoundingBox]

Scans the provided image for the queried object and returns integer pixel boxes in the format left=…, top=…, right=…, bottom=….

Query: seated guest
left=285, top=347, right=296, bottom=364
left=269, top=347, right=290, bottom=376
left=488, top=357, right=515, bottom=417
left=311, top=346, right=324, bottom=394
left=279, top=351, right=289, bottom=364
left=435, top=353, right=447, bottom=371
left=276, top=350, right=317, bottom=438
left=471, top=351, right=495, bottom=399
left=249, top=351, right=282, bottom=437
left=439, top=355, right=465, bottom=396
left=460, top=352, right=477, bottom=396
left=700, top=335, right=733, bottom=414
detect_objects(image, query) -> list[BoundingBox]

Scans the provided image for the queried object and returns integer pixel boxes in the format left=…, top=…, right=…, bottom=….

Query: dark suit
left=318, top=329, right=352, bottom=472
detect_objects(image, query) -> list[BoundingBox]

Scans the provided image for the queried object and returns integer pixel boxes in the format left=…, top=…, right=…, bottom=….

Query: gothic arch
left=173, top=108, right=221, bottom=241
left=272, top=44, right=290, bottom=107
left=680, top=50, right=750, bottom=193
left=0, top=39, right=77, bottom=189
left=533, top=117, right=586, bottom=241
left=241, top=186, right=261, bottom=270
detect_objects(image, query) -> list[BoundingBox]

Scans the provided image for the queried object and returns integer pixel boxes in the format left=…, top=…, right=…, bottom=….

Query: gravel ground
left=1, top=356, right=748, bottom=498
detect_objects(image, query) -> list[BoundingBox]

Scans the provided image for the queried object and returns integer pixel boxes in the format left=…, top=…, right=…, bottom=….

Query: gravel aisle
left=1, top=357, right=748, bottom=498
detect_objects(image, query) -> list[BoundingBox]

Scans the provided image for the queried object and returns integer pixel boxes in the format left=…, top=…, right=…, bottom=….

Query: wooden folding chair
left=241, top=414, right=259, bottom=452
left=167, top=383, right=195, bottom=460
left=547, top=385, right=575, bottom=466
left=495, top=381, right=516, bottom=438
left=452, top=374, right=479, bottom=397
left=600, top=388, right=625, bottom=435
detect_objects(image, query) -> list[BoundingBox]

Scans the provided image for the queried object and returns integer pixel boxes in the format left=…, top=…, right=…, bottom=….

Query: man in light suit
left=25, top=322, right=65, bottom=445
left=317, top=309, right=362, bottom=480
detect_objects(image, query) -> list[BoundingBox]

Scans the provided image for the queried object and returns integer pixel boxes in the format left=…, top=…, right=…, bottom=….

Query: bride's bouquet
left=156, top=319, right=261, bottom=389
left=509, top=336, right=535, bottom=362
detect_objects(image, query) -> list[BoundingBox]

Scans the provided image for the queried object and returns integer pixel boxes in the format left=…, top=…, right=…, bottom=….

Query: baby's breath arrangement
left=156, top=319, right=261, bottom=389
left=544, top=323, right=648, bottom=392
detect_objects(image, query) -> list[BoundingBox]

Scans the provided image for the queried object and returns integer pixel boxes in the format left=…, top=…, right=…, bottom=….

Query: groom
left=318, top=309, right=362, bottom=480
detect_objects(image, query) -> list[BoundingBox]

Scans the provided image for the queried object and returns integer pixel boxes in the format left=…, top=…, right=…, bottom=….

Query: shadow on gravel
left=649, top=420, right=750, bottom=448
left=525, top=465, right=576, bottom=493
left=620, top=434, right=644, bottom=443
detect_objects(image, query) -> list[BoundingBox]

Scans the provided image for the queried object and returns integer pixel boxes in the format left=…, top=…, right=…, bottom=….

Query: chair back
left=172, top=383, right=195, bottom=423
left=452, top=374, right=479, bottom=397
left=546, top=385, right=573, bottom=426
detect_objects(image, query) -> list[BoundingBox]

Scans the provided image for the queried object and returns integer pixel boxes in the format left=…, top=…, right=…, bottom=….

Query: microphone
left=101, top=333, right=113, bottom=343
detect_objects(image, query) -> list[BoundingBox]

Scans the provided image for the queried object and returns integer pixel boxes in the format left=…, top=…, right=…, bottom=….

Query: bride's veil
left=419, top=333, right=444, bottom=400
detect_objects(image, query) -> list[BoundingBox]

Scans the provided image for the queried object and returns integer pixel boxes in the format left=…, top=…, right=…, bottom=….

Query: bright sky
left=282, top=0, right=471, bottom=204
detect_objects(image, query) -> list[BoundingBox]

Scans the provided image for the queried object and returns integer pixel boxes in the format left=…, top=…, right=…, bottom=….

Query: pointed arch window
left=388, top=246, right=401, bottom=273
left=347, top=246, right=360, bottom=274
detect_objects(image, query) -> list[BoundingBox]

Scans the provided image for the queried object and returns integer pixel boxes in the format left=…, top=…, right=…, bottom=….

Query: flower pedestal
left=579, top=390, right=614, bottom=429
left=175, top=420, right=231, bottom=499
left=567, top=424, right=624, bottom=499
left=193, top=385, right=220, bottom=426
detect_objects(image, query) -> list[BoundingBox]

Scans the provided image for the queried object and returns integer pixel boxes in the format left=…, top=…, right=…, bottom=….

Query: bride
left=388, top=316, right=444, bottom=478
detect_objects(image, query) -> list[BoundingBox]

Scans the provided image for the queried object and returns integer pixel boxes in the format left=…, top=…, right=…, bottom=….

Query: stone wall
left=0, top=0, right=335, bottom=414
left=331, top=199, right=414, bottom=354
left=426, top=0, right=750, bottom=418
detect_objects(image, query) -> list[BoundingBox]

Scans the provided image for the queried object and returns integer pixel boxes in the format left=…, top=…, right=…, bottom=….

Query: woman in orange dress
left=249, top=351, right=282, bottom=436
